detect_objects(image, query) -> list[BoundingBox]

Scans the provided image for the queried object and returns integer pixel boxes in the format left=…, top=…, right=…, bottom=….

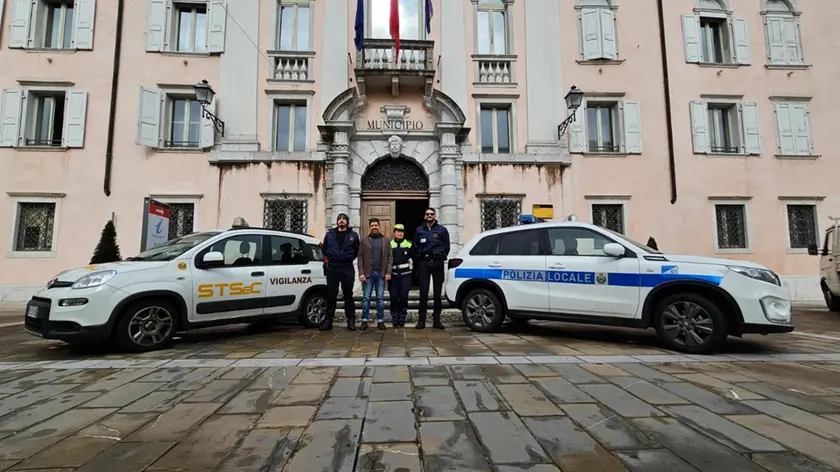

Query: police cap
left=393, top=224, right=405, bottom=230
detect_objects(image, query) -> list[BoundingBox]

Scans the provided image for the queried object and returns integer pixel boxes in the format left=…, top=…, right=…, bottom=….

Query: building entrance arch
left=360, top=157, right=429, bottom=242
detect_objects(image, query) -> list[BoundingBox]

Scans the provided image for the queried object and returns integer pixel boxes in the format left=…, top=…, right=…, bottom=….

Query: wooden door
left=361, top=200, right=395, bottom=239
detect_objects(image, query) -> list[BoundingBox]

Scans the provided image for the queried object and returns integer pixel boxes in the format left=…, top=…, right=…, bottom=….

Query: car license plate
left=26, top=305, right=39, bottom=319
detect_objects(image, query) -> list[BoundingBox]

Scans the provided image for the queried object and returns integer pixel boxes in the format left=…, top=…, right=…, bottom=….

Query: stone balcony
left=354, top=38, right=435, bottom=96
left=267, top=50, right=316, bottom=83
left=472, top=54, right=517, bottom=86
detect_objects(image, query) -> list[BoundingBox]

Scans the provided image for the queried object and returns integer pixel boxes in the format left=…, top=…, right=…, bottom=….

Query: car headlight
left=71, top=270, right=117, bottom=289
left=727, top=266, right=781, bottom=286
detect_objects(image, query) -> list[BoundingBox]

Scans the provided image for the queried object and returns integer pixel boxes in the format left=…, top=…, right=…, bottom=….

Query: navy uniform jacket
left=414, top=221, right=450, bottom=256
left=322, top=227, right=360, bottom=264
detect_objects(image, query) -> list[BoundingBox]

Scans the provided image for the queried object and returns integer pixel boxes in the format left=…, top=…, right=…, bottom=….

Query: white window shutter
left=72, top=0, right=96, bottom=50
left=568, top=106, right=586, bottom=153
left=773, top=102, right=795, bottom=155
left=599, top=9, right=616, bottom=60
left=764, top=17, right=785, bottom=64
left=740, top=102, right=761, bottom=155
left=0, top=0, right=5, bottom=47
left=580, top=9, right=602, bottom=60
left=146, top=0, right=168, bottom=52
left=621, top=100, right=642, bottom=154
left=782, top=18, right=802, bottom=64
left=791, top=103, right=812, bottom=155
left=0, top=90, right=22, bottom=147
left=681, top=15, right=701, bottom=63
left=8, top=0, right=33, bottom=48
left=689, top=101, right=709, bottom=154
left=732, top=18, right=750, bottom=65
left=63, top=90, right=88, bottom=148
left=137, top=86, right=162, bottom=147
left=207, top=0, right=227, bottom=53
left=200, top=98, right=216, bottom=149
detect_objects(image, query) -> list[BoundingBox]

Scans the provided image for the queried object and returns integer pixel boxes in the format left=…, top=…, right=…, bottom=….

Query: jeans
left=362, top=271, right=386, bottom=322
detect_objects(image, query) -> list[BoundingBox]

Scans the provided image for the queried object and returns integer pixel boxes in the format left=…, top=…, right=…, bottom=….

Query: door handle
left=301, top=269, right=312, bottom=274
left=548, top=264, right=566, bottom=269
left=251, top=271, right=265, bottom=277
left=487, top=262, right=502, bottom=268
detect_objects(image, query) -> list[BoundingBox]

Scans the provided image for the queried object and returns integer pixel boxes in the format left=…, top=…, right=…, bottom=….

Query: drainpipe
left=656, top=0, right=678, bottom=204
left=103, top=0, right=125, bottom=196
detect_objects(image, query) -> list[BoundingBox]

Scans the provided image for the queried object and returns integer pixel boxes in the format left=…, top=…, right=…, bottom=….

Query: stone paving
left=0, top=308, right=838, bottom=470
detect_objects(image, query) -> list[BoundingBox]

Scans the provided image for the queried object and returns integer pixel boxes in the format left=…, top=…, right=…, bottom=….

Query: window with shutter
left=577, top=1, right=617, bottom=61
left=763, top=1, right=803, bottom=65
left=773, top=100, right=812, bottom=156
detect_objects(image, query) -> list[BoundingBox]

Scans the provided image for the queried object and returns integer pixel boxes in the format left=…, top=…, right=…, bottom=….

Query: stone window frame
left=708, top=195, right=752, bottom=254
left=274, top=0, right=315, bottom=52
left=471, top=0, right=515, bottom=55
left=473, top=93, right=519, bottom=156
left=261, top=192, right=311, bottom=233
left=779, top=196, right=823, bottom=254
left=365, top=0, right=429, bottom=41
left=575, top=0, right=621, bottom=64
left=265, top=89, right=314, bottom=155
left=760, top=0, right=807, bottom=69
left=477, top=193, right=524, bottom=232
left=585, top=195, right=629, bottom=234
left=6, top=192, right=65, bottom=259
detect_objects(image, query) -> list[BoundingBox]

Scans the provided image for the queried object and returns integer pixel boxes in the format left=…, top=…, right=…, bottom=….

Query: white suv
left=445, top=218, right=793, bottom=354
left=809, top=222, right=840, bottom=311
left=24, top=226, right=328, bottom=352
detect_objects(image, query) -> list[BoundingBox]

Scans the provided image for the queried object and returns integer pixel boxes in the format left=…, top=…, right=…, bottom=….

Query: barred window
left=591, top=204, right=624, bottom=233
left=714, top=204, right=747, bottom=249
left=787, top=204, right=817, bottom=249
left=14, top=202, right=57, bottom=252
left=264, top=198, right=308, bottom=233
left=480, top=197, right=521, bottom=231
left=167, top=203, right=195, bottom=240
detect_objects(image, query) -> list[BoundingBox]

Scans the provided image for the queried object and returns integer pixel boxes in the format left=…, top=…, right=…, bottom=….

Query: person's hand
left=359, top=275, right=366, bottom=282
left=385, top=274, right=391, bottom=281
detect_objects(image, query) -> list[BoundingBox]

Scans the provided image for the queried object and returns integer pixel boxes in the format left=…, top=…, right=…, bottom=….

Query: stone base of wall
left=0, top=276, right=825, bottom=304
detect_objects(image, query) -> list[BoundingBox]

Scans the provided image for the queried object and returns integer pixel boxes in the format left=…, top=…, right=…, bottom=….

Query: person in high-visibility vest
left=389, top=224, right=414, bottom=327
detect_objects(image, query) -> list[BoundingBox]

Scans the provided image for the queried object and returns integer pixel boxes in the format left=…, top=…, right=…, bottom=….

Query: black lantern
left=557, top=85, right=585, bottom=138
left=193, top=79, right=225, bottom=136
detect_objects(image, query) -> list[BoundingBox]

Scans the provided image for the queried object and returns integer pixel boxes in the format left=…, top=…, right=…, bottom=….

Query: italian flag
left=390, top=0, right=400, bottom=58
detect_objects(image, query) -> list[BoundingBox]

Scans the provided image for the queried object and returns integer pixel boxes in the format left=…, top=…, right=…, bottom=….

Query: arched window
left=576, top=0, right=617, bottom=61
left=763, top=0, right=804, bottom=65
left=682, top=0, right=750, bottom=66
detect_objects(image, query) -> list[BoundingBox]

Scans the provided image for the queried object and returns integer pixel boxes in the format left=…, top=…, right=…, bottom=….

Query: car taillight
left=448, top=258, right=463, bottom=269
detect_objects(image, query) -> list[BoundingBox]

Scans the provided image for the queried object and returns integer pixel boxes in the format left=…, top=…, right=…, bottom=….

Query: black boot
left=415, top=315, right=426, bottom=329
left=347, top=318, right=357, bottom=331
left=360, top=321, right=368, bottom=331
left=432, top=317, right=445, bottom=330
left=319, top=315, right=333, bottom=331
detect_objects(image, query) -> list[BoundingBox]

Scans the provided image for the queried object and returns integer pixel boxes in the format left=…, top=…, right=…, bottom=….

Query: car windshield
left=126, top=232, right=221, bottom=261
left=600, top=228, right=663, bottom=254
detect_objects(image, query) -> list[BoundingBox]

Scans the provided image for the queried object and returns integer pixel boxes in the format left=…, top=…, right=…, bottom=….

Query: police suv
left=24, top=220, right=328, bottom=352
left=445, top=215, right=793, bottom=354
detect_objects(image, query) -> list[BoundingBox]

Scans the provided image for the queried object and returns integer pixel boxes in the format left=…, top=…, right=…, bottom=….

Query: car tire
left=822, top=285, right=840, bottom=312
left=114, top=300, right=178, bottom=353
left=299, top=292, right=327, bottom=328
left=653, top=293, right=728, bottom=355
left=461, top=288, right=505, bottom=333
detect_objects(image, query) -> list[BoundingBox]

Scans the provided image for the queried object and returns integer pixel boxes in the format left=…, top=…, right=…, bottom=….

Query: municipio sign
left=366, top=120, right=424, bottom=131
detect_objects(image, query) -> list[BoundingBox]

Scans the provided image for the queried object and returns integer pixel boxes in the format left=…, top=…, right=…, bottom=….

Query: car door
left=192, top=233, right=267, bottom=322
left=485, top=228, right=548, bottom=313
left=545, top=227, right=641, bottom=318
left=821, top=228, right=840, bottom=295
left=263, top=234, right=312, bottom=316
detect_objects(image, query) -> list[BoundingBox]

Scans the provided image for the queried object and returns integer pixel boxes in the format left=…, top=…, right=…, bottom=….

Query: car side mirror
left=807, top=244, right=819, bottom=256
left=603, top=243, right=625, bottom=257
left=199, top=251, right=225, bottom=268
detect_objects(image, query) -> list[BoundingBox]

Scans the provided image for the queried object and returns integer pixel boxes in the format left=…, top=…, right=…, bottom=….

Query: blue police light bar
left=518, top=214, right=546, bottom=225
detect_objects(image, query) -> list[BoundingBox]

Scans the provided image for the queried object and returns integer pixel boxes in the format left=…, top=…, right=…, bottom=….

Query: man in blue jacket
left=413, top=207, right=450, bottom=330
left=321, top=213, right=360, bottom=331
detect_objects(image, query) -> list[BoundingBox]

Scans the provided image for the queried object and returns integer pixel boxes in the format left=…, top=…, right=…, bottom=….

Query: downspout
left=656, top=0, right=678, bottom=204
left=103, top=0, right=125, bottom=196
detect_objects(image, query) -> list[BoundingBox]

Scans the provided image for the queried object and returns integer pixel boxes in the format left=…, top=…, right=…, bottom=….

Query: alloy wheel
left=307, top=296, right=327, bottom=325
left=465, top=293, right=496, bottom=328
left=660, top=301, right=714, bottom=347
left=127, top=306, right=174, bottom=347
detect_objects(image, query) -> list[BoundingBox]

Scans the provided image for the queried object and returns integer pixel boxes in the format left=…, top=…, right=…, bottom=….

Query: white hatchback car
left=24, top=225, right=328, bottom=352
left=445, top=217, right=793, bottom=354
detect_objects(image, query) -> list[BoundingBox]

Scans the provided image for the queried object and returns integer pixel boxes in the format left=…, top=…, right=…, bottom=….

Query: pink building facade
left=0, top=0, right=837, bottom=302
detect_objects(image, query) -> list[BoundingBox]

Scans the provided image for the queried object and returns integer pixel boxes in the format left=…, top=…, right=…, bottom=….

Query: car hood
left=53, top=261, right=169, bottom=282
left=660, top=254, right=768, bottom=270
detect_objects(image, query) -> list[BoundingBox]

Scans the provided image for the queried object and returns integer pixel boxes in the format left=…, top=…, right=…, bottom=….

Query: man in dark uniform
left=321, top=213, right=360, bottom=331
left=413, top=207, right=449, bottom=330
left=389, top=223, right=414, bottom=327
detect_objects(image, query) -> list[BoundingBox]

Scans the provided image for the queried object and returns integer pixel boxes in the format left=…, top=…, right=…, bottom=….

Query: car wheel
left=823, top=285, right=840, bottom=312
left=653, top=293, right=728, bottom=355
left=299, top=292, right=327, bottom=328
left=114, top=300, right=177, bottom=353
left=462, top=288, right=504, bottom=333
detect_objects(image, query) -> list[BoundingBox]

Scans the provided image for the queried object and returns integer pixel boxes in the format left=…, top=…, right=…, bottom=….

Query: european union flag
left=425, top=0, right=433, bottom=34
left=354, top=0, right=365, bottom=51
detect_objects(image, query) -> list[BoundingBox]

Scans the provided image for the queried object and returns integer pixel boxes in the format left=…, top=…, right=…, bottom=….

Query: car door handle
left=548, top=264, right=566, bottom=269
left=487, top=262, right=502, bottom=268
left=301, top=269, right=311, bottom=274
left=251, top=271, right=265, bottom=277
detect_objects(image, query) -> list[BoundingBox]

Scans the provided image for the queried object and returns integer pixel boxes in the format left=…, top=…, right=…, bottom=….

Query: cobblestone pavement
left=0, top=308, right=839, bottom=470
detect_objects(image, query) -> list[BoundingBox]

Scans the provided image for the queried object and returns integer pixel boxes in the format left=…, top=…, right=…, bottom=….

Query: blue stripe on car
left=452, top=268, right=723, bottom=287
